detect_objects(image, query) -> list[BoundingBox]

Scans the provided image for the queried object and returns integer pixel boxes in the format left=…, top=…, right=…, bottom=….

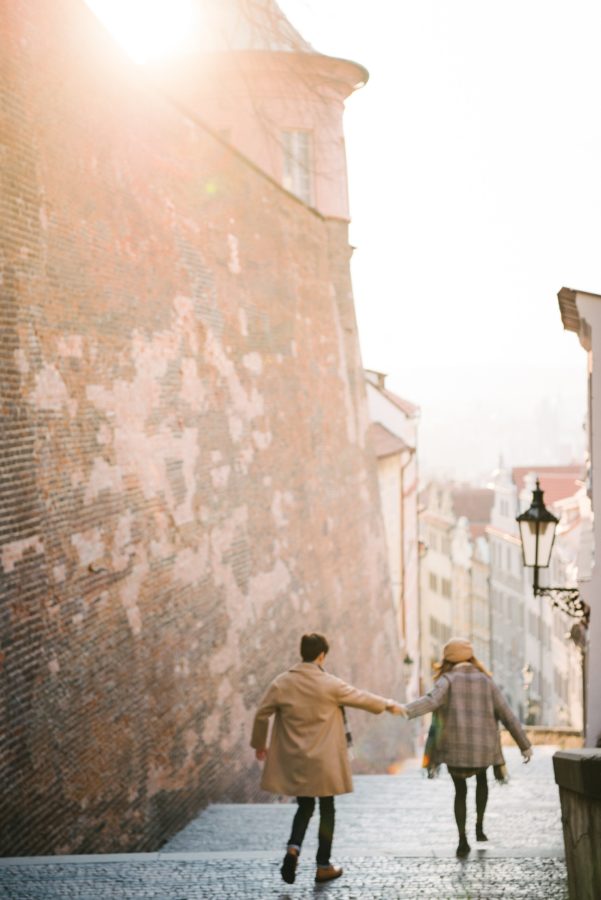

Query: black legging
left=451, top=770, right=488, bottom=835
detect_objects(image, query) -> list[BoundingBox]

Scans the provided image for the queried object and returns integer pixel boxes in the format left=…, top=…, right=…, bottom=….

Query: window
left=429, top=572, right=438, bottom=592
left=282, top=130, right=312, bottom=204
left=430, top=615, right=439, bottom=639
left=441, top=578, right=451, bottom=598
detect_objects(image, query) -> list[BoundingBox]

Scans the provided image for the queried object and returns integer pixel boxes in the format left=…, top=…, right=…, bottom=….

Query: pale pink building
left=155, top=0, right=367, bottom=220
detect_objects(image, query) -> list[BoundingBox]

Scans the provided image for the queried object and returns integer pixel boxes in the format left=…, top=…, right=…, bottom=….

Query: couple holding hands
left=251, top=632, right=532, bottom=885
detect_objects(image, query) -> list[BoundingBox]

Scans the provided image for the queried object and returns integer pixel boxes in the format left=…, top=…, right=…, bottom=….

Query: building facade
left=558, top=287, right=601, bottom=745
left=419, top=483, right=455, bottom=685
left=365, top=371, right=420, bottom=699
left=487, top=468, right=529, bottom=716
left=154, top=0, right=367, bottom=221
left=0, top=0, right=407, bottom=856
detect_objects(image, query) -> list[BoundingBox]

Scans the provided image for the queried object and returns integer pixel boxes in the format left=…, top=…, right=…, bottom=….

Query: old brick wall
left=0, top=0, right=408, bottom=855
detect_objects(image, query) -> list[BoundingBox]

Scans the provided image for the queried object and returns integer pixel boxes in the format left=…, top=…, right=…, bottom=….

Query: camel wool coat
left=250, top=662, right=392, bottom=797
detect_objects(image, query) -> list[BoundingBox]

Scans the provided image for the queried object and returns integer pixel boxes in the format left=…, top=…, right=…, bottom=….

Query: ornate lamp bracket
left=533, top=586, right=590, bottom=627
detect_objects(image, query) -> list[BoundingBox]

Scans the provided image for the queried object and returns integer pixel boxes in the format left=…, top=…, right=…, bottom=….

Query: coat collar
left=289, top=661, right=324, bottom=673
left=450, top=663, right=477, bottom=674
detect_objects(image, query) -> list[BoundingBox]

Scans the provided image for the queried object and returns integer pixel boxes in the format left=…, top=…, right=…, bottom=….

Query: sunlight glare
left=86, top=0, right=201, bottom=64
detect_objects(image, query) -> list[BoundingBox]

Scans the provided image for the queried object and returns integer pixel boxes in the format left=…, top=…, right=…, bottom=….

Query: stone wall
left=0, top=0, right=406, bottom=855
left=554, top=749, right=601, bottom=900
left=501, top=727, right=584, bottom=749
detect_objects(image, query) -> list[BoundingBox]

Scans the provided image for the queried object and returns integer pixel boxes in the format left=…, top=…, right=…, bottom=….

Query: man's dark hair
left=300, top=633, right=329, bottom=662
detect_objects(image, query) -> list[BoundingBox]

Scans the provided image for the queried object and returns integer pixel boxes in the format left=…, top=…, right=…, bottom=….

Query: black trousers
left=288, top=796, right=335, bottom=866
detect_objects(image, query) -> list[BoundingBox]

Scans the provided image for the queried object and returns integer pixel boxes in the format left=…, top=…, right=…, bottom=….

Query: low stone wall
left=500, top=726, right=583, bottom=749
left=553, top=749, right=601, bottom=900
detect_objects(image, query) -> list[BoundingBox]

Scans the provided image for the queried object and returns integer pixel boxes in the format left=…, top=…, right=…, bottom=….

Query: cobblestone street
left=0, top=747, right=567, bottom=899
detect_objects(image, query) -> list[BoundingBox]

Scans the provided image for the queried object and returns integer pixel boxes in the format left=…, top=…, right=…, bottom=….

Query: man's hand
left=255, top=748, right=268, bottom=762
left=522, top=747, right=533, bottom=764
left=386, top=701, right=408, bottom=717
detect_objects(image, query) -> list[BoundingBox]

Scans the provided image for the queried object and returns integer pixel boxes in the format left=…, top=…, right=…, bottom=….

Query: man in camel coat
left=250, top=632, right=404, bottom=885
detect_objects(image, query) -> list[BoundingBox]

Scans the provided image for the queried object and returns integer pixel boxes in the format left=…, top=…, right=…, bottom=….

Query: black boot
left=456, top=834, right=471, bottom=857
left=281, top=848, right=298, bottom=884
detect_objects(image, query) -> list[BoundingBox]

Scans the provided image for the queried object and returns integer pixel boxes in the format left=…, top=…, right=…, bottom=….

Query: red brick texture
left=0, top=0, right=408, bottom=855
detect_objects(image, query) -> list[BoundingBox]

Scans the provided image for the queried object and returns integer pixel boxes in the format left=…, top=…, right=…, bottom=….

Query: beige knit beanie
left=442, top=637, right=473, bottom=664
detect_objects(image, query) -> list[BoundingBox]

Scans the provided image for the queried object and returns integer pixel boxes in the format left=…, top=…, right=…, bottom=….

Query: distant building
left=419, top=482, right=493, bottom=686
left=488, top=465, right=583, bottom=726
left=419, top=483, right=453, bottom=683
left=365, top=371, right=420, bottom=699
left=471, top=536, right=492, bottom=667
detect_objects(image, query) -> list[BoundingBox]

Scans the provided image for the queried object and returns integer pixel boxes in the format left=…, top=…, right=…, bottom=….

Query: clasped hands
left=386, top=700, right=408, bottom=717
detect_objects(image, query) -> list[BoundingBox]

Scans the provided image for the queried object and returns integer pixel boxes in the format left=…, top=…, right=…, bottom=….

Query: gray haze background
left=280, top=0, right=596, bottom=480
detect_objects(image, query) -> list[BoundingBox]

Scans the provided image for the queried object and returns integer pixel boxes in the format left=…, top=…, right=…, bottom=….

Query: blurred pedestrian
left=402, top=637, right=532, bottom=857
left=251, top=632, right=404, bottom=884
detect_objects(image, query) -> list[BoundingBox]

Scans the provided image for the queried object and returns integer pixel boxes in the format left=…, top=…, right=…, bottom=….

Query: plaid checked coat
left=406, top=664, right=531, bottom=769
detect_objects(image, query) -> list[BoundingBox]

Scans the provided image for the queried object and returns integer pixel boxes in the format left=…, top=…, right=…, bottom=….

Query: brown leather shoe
left=315, top=865, right=343, bottom=883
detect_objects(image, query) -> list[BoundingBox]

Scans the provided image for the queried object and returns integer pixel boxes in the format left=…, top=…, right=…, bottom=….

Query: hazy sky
left=88, top=0, right=598, bottom=478
left=278, top=0, right=597, bottom=477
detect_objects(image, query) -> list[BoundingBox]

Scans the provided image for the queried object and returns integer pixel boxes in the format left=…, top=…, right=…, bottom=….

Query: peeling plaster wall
left=0, top=0, right=407, bottom=855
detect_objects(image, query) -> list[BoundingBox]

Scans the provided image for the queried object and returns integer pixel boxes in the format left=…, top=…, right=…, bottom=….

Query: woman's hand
left=255, top=748, right=268, bottom=762
left=522, top=747, right=533, bottom=764
left=386, top=701, right=408, bottom=717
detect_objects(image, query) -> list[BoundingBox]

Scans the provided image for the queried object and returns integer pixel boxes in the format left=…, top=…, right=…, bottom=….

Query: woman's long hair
left=433, top=656, right=492, bottom=681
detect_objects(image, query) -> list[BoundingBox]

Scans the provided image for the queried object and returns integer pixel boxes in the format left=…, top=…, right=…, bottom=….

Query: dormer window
left=281, top=130, right=312, bottom=205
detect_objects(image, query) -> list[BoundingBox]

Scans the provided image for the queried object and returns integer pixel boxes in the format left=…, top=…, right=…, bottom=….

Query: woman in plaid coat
left=404, top=637, right=532, bottom=857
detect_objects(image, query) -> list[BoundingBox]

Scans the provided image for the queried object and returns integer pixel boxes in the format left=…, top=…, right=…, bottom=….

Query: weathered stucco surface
left=0, top=0, right=407, bottom=855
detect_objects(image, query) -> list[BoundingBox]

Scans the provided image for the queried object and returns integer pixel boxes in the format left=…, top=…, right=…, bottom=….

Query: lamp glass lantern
left=521, top=663, right=534, bottom=689
left=516, top=479, right=559, bottom=576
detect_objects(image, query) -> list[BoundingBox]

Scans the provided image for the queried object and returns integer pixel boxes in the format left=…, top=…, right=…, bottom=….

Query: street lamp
left=516, top=480, right=589, bottom=625
left=402, top=653, right=414, bottom=684
left=521, top=663, right=534, bottom=689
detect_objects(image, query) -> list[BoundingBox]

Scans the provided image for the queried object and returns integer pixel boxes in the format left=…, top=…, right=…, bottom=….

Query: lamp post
left=402, top=653, right=414, bottom=688
left=516, top=480, right=589, bottom=625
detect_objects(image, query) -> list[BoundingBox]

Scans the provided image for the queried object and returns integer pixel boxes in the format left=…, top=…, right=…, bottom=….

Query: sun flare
left=86, top=0, right=201, bottom=64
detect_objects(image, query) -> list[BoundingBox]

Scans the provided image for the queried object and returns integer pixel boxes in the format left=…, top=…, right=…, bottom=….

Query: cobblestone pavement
left=0, top=746, right=567, bottom=899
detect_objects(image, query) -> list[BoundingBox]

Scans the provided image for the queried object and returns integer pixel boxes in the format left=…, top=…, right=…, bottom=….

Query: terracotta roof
left=369, top=422, right=411, bottom=459
left=364, top=370, right=419, bottom=417
left=557, top=287, right=592, bottom=351
left=380, top=387, right=420, bottom=418
left=451, top=486, right=494, bottom=526
left=512, top=466, right=583, bottom=507
left=485, top=524, right=521, bottom=545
